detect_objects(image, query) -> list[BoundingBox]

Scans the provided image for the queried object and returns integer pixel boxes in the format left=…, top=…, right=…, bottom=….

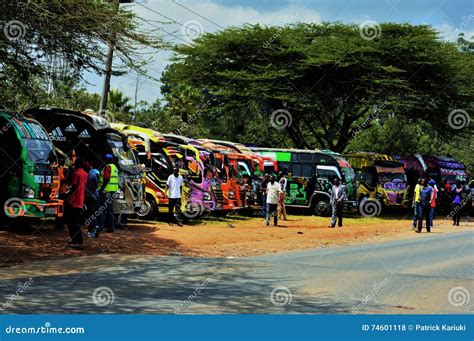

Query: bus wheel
left=314, top=197, right=331, bottom=217
left=136, top=200, right=151, bottom=218
left=142, top=195, right=158, bottom=221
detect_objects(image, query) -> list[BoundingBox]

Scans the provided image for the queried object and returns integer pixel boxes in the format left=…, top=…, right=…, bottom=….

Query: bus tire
left=142, top=195, right=158, bottom=221
left=314, top=196, right=331, bottom=217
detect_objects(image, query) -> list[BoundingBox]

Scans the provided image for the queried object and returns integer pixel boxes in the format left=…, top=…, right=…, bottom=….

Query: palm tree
left=108, top=88, right=133, bottom=114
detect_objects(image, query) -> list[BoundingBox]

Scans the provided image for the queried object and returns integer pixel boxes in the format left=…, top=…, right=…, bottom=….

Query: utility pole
left=99, top=0, right=133, bottom=114
left=133, top=73, right=140, bottom=122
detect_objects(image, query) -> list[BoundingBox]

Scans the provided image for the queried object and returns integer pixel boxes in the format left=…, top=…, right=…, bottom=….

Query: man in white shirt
left=166, top=168, right=183, bottom=226
left=265, top=175, right=282, bottom=226
left=278, top=172, right=288, bottom=220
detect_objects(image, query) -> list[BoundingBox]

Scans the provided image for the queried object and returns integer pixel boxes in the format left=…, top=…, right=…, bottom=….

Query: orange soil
left=1, top=215, right=472, bottom=266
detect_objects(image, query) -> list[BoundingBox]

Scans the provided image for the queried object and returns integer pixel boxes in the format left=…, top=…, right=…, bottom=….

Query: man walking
left=84, top=161, right=100, bottom=238
left=167, top=168, right=183, bottom=226
left=265, top=175, right=281, bottom=226
left=278, top=171, right=288, bottom=220
left=66, top=158, right=88, bottom=249
left=416, top=179, right=433, bottom=233
left=329, top=177, right=346, bottom=228
left=98, top=154, right=119, bottom=233
left=428, top=179, right=437, bottom=228
left=260, top=174, right=270, bottom=218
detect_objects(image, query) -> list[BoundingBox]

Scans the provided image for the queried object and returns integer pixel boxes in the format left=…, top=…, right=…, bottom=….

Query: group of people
left=260, top=172, right=347, bottom=228
left=260, top=172, right=288, bottom=226
left=412, top=178, right=470, bottom=233
left=62, top=154, right=118, bottom=249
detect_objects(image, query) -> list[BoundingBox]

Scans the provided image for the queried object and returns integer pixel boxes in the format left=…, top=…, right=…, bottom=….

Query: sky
left=83, top=0, right=474, bottom=106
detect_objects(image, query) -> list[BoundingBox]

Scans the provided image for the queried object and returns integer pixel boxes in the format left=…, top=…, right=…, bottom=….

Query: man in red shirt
left=66, top=158, right=88, bottom=249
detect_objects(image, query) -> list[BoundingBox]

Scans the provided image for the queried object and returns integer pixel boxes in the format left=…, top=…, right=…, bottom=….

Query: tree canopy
left=0, top=0, right=162, bottom=109
left=162, top=22, right=473, bottom=153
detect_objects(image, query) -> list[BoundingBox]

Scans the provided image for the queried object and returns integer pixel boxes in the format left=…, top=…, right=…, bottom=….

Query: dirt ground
left=1, top=213, right=473, bottom=267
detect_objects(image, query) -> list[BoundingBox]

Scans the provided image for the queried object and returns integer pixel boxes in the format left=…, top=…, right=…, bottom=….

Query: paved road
left=0, top=230, right=472, bottom=314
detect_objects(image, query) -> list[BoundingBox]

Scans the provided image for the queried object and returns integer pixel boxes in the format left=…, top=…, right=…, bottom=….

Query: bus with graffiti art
left=344, top=152, right=409, bottom=215
left=0, top=111, right=63, bottom=226
left=250, top=148, right=356, bottom=216
left=26, top=108, right=145, bottom=220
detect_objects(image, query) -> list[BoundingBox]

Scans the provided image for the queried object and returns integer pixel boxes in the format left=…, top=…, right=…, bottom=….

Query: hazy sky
left=84, top=0, right=474, bottom=106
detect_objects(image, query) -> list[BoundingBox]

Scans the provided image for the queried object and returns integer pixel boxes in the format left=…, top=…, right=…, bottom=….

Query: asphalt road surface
left=0, top=230, right=472, bottom=314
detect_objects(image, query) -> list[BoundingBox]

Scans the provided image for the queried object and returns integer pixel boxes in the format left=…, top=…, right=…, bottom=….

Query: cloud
left=87, top=0, right=322, bottom=104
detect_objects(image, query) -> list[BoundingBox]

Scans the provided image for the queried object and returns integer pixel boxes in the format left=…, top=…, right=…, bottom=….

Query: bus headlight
left=23, top=186, right=35, bottom=199
left=117, top=190, right=125, bottom=199
left=203, top=192, right=212, bottom=201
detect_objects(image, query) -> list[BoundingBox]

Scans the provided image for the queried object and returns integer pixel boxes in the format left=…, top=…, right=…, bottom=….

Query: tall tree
left=162, top=23, right=473, bottom=151
left=1, top=1, right=161, bottom=103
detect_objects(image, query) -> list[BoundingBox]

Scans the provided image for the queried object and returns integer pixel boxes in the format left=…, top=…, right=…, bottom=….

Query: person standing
left=260, top=174, right=270, bottom=218
left=278, top=172, right=288, bottom=220
left=451, top=181, right=464, bottom=226
left=265, top=176, right=281, bottom=226
left=412, top=178, right=422, bottom=230
left=98, top=154, right=119, bottom=233
left=329, top=178, right=346, bottom=228
left=416, top=179, right=433, bottom=233
left=428, top=179, right=437, bottom=228
left=167, top=168, right=183, bottom=226
left=65, top=158, right=88, bottom=249
left=84, top=161, right=100, bottom=238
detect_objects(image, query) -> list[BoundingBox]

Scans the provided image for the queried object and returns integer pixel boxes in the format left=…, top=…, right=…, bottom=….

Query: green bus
left=0, top=111, right=63, bottom=225
left=250, top=148, right=357, bottom=216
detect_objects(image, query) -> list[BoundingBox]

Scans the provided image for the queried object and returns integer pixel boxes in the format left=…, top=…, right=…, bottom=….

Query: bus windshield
left=106, top=134, right=140, bottom=173
left=378, top=171, right=406, bottom=183
left=23, top=139, right=56, bottom=164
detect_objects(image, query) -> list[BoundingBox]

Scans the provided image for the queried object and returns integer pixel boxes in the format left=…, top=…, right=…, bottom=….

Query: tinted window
left=299, top=153, right=313, bottom=162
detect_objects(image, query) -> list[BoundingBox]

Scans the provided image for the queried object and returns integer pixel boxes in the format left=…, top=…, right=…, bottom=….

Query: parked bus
left=202, top=139, right=271, bottom=208
left=250, top=147, right=356, bottom=216
left=396, top=154, right=468, bottom=212
left=344, top=152, right=409, bottom=213
left=25, top=108, right=145, bottom=219
left=113, top=126, right=216, bottom=218
left=0, top=111, right=63, bottom=225
left=321, top=150, right=358, bottom=205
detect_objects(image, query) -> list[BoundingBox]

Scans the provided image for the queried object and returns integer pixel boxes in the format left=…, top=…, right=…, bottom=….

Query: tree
left=108, top=88, right=133, bottom=114
left=1, top=1, right=161, bottom=93
left=162, top=23, right=473, bottom=151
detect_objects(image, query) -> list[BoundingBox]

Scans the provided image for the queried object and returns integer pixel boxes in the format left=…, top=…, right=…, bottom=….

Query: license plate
left=44, top=207, right=56, bottom=215
left=34, top=175, right=52, bottom=184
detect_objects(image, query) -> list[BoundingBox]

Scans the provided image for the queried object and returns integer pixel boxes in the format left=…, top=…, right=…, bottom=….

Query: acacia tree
left=162, top=22, right=473, bottom=151
left=0, top=0, right=162, bottom=109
